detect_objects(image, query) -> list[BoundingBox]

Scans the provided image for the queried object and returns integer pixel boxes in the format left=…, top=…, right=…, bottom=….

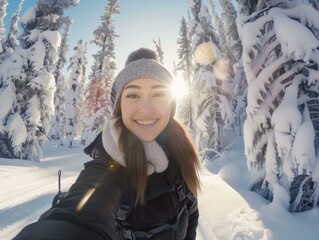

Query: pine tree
left=209, top=1, right=227, bottom=59
left=217, top=0, right=246, bottom=140
left=82, top=0, right=119, bottom=144
left=311, top=0, right=319, bottom=10
left=76, top=42, right=88, bottom=140
left=219, top=0, right=241, bottom=62
left=153, top=38, right=164, bottom=64
left=50, top=19, right=72, bottom=144
left=2, top=0, right=23, bottom=56
left=238, top=0, right=319, bottom=212
left=188, top=0, right=227, bottom=160
left=176, top=16, right=194, bottom=128
left=0, top=51, right=21, bottom=159
left=0, top=0, right=78, bottom=161
left=82, top=75, right=108, bottom=145
left=65, top=39, right=87, bottom=148
left=90, top=0, right=119, bottom=77
left=0, top=0, right=8, bottom=54
left=237, top=0, right=259, bottom=16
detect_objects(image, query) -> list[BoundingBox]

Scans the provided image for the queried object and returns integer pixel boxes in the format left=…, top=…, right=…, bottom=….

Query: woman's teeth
left=136, top=119, right=156, bottom=125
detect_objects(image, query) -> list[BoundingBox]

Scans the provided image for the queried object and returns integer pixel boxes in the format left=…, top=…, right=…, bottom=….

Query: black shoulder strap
left=116, top=179, right=186, bottom=224
left=115, top=176, right=136, bottom=223
left=117, top=180, right=188, bottom=239
left=116, top=187, right=135, bottom=222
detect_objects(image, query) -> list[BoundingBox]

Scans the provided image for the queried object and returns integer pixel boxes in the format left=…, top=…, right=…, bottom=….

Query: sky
left=5, top=0, right=197, bottom=75
left=1, top=137, right=319, bottom=239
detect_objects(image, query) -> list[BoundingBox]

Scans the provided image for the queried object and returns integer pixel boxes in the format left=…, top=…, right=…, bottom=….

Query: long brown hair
left=114, top=107, right=201, bottom=205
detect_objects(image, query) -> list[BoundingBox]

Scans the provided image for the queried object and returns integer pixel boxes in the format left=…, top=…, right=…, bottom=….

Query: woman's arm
left=14, top=155, right=125, bottom=240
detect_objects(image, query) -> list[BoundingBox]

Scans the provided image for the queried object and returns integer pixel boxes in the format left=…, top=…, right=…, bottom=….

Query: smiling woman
left=14, top=47, right=201, bottom=240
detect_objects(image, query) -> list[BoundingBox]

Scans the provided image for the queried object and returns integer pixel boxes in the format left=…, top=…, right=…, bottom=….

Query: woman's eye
left=126, top=93, right=139, bottom=99
left=153, top=91, right=169, bottom=97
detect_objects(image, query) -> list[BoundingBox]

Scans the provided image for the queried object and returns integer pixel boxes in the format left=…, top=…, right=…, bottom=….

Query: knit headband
left=110, top=48, right=174, bottom=113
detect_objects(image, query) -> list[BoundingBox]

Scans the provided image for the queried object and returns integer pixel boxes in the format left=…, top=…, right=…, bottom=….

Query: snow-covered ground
left=1, top=137, right=319, bottom=240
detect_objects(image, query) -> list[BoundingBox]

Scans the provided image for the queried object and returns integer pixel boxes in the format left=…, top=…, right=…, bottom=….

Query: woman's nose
left=138, top=98, right=154, bottom=112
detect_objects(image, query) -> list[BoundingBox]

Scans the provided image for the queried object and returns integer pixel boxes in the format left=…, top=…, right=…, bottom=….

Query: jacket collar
left=101, top=118, right=169, bottom=176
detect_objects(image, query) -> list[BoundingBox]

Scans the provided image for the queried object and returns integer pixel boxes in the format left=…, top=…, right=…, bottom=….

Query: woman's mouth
left=135, top=119, right=157, bottom=126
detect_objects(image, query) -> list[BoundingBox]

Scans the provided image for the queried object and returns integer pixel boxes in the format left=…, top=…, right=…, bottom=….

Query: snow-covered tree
left=0, top=0, right=78, bottom=161
left=65, top=39, right=87, bottom=148
left=2, top=0, right=23, bottom=56
left=209, top=1, right=227, bottom=56
left=81, top=75, right=109, bottom=145
left=237, top=0, right=259, bottom=16
left=188, top=0, right=234, bottom=161
left=232, top=58, right=247, bottom=136
left=82, top=0, right=119, bottom=144
left=0, top=0, right=8, bottom=54
left=76, top=42, right=88, bottom=139
left=90, top=0, right=119, bottom=77
left=188, top=0, right=219, bottom=52
left=220, top=0, right=242, bottom=62
left=0, top=51, right=22, bottom=159
left=176, top=16, right=194, bottom=128
left=153, top=38, right=164, bottom=64
left=311, top=0, right=319, bottom=10
left=50, top=19, right=72, bottom=144
left=215, top=0, right=246, bottom=137
left=239, top=1, right=319, bottom=212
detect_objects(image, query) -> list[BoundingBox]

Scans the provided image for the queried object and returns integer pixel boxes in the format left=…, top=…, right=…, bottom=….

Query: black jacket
left=14, top=134, right=199, bottom=240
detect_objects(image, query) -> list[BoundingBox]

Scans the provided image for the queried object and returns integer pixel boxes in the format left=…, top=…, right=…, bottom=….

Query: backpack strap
left=120, top=201, right=187, bottom=240
left=115, top=177, right=136, bottom=227
left=115, top=180, right=187, bottom=239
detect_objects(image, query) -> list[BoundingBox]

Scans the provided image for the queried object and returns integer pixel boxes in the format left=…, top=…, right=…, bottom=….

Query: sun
left=170, top=77, right=188, bottom=100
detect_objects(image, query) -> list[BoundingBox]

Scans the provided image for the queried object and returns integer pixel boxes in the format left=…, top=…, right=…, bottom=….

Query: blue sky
left=5, top=0, right=220, bottom=74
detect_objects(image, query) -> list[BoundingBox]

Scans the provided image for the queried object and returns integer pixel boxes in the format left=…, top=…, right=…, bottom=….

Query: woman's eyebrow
left=152, top=85, right=169, bottom=89
left=124, top=84, right=168, bottom=90
left=124, top=85, right=140, bottom=90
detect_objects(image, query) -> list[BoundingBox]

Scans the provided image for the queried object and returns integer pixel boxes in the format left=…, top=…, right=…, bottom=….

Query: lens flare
left=195, top=41, right=217, bottom=65
left=213, top=59, right=229, bottom=81
left=76, top=188, right=96, bottom=212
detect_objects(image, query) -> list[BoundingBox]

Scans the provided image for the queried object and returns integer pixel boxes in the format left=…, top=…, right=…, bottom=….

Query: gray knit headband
left=111, top=57, right=174, bottom=111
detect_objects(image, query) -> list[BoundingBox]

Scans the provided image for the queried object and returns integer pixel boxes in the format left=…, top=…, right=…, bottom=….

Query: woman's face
left=120, top=78, right=173, bottom=142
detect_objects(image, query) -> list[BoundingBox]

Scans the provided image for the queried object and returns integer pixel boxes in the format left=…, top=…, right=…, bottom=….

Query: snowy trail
left=2, top=143, right=319, bottom=239
left=0, top=145, right=217, bottom=240
left=0, top=145, right=89, bottom=240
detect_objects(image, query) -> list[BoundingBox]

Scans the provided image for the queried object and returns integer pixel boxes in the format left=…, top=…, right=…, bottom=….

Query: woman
left=14, top=48, right=201, bottom=240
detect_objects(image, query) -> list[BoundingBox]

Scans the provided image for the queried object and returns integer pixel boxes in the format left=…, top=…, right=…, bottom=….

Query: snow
left=20, top=6, right=36, bottom=25
left=273, top=12, right=319, bottom=62
left=291, top=106, right=316, bottom=175
left=0, top=83, right=15, bottom=128
left=26, top=95, right=41, bottom=125
left=308, top=68, right=319, bottom=86
left=1, top=137, right=319, bottom=240
left=6, top=113, right=27, bottom=151
left=28, top=29, right=41, bottom=43
left=41, top=30, right=62, bottom=50
left=271, top=81, right=301, bottom=160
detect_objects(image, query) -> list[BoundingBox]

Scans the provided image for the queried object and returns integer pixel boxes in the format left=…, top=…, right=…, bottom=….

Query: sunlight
left=170, top=77, right=188, bottom=100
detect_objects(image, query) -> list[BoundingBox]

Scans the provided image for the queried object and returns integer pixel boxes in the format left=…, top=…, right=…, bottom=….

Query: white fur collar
left=102, top=118, right=169, bottom=175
